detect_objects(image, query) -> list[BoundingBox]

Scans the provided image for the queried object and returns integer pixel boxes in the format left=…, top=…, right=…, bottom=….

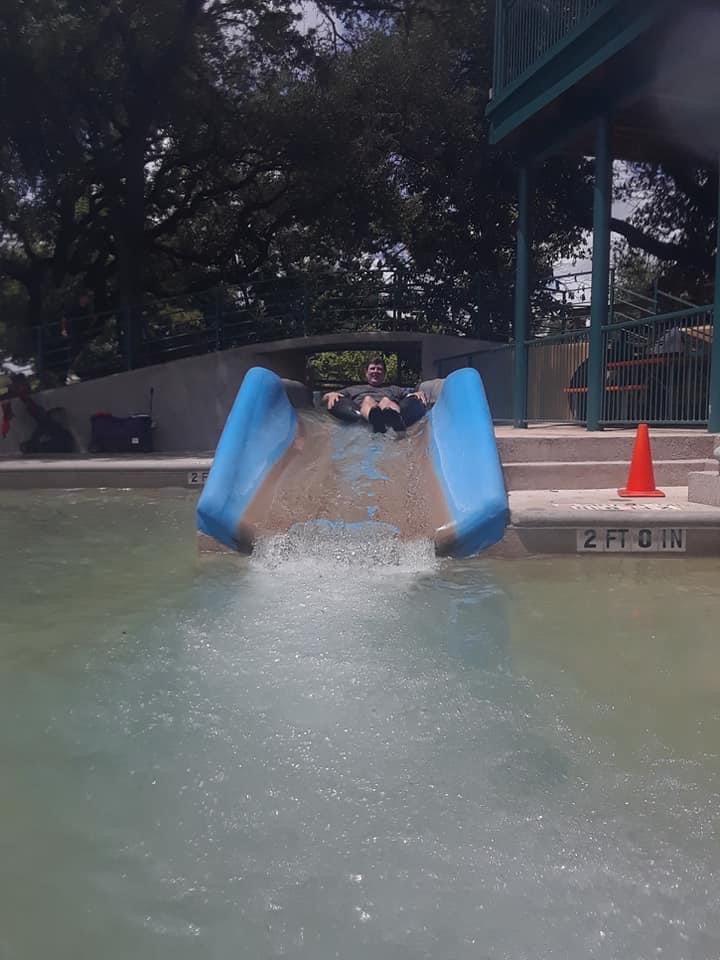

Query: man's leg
left=377, top=396, right=407, bottom=433
left=359, top=397, right=386, bottom=434
left=399, top=396, right=427, bottom=428
left=328, top=397, right=363, bottom=423
left=329, top=396, right=386, bottom=433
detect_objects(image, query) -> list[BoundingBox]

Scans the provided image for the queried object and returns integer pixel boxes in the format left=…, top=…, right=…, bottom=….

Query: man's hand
left=406, top=391, right=428, bottom=405
left=322, top=391, right=343, bottom=410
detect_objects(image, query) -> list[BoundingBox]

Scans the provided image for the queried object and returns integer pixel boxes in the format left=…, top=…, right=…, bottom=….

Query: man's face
left=366, top=362, right=386, bottom=386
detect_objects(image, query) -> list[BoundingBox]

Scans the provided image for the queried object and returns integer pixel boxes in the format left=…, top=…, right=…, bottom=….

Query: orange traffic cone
left=618, top=424, right=665, bottom=498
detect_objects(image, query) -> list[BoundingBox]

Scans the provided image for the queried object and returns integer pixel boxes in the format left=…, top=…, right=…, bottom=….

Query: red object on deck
left=1, top=400, right=12, bottom=438
left=618, top=423, right=665, bottom=498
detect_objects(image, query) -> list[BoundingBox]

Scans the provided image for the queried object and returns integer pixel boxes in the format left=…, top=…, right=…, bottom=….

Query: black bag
left=89, top=413, right=153, bottom=453
left=89, top=388, right=155, bottom=454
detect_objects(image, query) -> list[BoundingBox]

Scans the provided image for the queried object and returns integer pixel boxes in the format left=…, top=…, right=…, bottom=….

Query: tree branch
left=148, top=165, right=287, bottom=239
left=601, top=217, right=705, bottom=268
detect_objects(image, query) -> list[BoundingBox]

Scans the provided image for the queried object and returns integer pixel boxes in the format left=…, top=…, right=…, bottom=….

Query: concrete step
left=503, top=459, right=713, bottom=491
left=497, top=433, right=718, bottom=464
left=485, top=487, right=720, bottom=558
left=688, top=470, right=720, bottom=507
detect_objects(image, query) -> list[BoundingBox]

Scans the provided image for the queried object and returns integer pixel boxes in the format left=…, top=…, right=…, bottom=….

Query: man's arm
left=402, top=387, right=428, bottom=405
left=322, top=390, right=346, bottom=409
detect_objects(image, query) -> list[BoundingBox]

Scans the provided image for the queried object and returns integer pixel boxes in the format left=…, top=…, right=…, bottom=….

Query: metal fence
left=543, top=267, right=699, bottom=332
left=493, top=0, right=608, bottom=95
left=31, top=276, right=443, bottom=386
left=527, top=329, right=590, bottom=421
left=35, top=283, right=306, bottom=384
left=435, top=305, right=714, bottom=427
left=600, top=307, right=713, bottom=426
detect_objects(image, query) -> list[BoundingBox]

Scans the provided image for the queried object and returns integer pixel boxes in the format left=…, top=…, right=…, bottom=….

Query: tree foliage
left=307, top=350, right=412, bottom=388
left=5, top=0, right=709, bottom=383
left=613, top=162, right=717, bottom=304
left=0, top=0, right=319, bottom=364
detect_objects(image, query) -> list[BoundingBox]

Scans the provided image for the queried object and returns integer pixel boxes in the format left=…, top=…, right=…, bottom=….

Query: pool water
left=2, top=490, right=720, bottom=959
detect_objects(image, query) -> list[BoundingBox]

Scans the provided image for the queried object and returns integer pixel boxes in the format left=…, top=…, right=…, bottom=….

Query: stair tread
left=502, top=458, right=709, bottom=467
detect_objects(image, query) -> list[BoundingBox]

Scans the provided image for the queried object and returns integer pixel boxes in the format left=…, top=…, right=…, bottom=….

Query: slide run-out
left=197, top=367, right=508, bottom=558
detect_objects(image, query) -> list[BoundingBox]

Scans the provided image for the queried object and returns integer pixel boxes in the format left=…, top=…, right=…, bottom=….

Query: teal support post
left=709, top=163, right=720, bottom=433
left=587, top=114, right=612, bottom=431
left=513, top=165, right=530, bottom=428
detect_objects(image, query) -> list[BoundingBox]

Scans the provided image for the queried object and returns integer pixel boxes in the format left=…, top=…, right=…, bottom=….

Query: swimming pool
left=2, top=490, right=719, bottom=958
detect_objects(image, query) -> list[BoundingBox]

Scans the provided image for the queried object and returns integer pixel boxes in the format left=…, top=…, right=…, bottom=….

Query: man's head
left=365, top=356, right=387, bottom=386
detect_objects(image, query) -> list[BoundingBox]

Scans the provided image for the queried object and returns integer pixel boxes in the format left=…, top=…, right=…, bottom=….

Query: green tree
left=0, top=0, right=633, bottom=376
left=0, top=0, right=320, bottom=377
left=613, top=162, right=717, bottom=305
left=262, top=0, right=596, bottom=339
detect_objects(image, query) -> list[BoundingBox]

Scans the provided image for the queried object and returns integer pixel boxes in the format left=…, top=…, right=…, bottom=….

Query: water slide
left=196, top=367, right=508, bottom=557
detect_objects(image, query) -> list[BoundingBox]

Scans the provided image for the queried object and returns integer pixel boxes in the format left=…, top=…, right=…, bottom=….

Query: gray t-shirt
left=341, top=384, right=412, bottom=404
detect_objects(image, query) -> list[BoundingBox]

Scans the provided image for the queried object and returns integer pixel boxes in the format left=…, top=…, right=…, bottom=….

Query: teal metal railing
left=493, top=0, right=607, bottom=96
left=435, top=305, right=714, bottom=427
left=600, top=306, right=713, bottom=426
left=611, top=285, right=698, bottom=324
left=518, top=267, right=698, bottom=336
left=28, top=275, right=444, bottom=386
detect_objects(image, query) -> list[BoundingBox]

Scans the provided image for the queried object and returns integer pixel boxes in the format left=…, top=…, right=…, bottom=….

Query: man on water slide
left=322, top=356, right=428, bottom=434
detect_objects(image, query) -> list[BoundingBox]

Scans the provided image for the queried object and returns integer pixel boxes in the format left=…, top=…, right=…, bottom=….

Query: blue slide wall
left=197, top=367, right=297, bottom=549
left=427, top=367, right=508, bottom=556
left=197, top=365, right=508, bottom=555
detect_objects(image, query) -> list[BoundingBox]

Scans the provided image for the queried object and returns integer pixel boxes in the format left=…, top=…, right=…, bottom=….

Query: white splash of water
left=251, top=519, right=437, bottom=572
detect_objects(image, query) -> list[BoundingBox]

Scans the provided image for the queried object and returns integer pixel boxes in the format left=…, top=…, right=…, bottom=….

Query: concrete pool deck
left=2, top=454, right=719, bottom=557
left=0, top=454, right=215, bottom=489
left=492, top=487, right=720, bottom=558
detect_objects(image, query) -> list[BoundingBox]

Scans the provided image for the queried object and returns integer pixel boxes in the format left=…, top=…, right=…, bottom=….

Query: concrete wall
left=417, top=334, right=492, bottom=379
left=473, top=349, right=514, bottom=422
left=3, top=347, right=257, bottom=455
left=434, top=346, right=514, bottom=422
left=2, top=333, right=492, bottom=455
left=251, top=332, right=493, bottom=383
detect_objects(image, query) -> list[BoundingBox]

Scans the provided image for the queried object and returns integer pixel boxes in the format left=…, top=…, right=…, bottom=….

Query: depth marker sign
left=187, top=470, right=209, bottom=486
left=577, top=528, right=687, bottom=553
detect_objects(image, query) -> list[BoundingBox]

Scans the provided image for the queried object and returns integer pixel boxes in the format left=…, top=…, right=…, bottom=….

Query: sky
left=555, top=164, right=639, bottom=286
